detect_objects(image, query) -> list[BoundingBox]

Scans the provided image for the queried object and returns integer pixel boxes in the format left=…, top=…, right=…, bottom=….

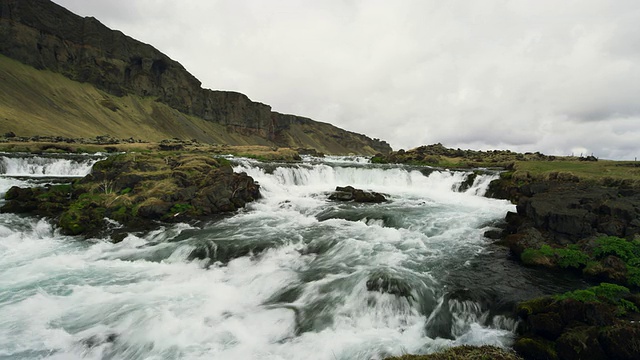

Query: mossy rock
left=58, top=195, right=106, bottom=236
left=516, top=297, right=553, bottom=318
left=384, top=345, right=523, bottom=360
left=598, top=323, right=640, bottom=360
left=513, top=336, right=558, bottom=360
left=556, top=326, right=607, bottom=360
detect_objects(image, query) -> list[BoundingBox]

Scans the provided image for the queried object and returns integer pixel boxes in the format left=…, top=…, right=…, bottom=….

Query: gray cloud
left=53, top=0, right=640, bottom=159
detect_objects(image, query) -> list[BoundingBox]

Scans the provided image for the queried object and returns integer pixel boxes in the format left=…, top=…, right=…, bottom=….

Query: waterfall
left=0, top=154, right=100, bottom=177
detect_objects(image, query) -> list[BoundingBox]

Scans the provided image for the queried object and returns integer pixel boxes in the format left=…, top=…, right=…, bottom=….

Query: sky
left=53, top=0, right=640, bottom=160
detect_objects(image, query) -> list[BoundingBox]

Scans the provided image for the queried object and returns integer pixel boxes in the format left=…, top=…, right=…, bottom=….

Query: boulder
left=0, top=153, right=261, bottom=239
left=329, top=186, right=387, bottom=203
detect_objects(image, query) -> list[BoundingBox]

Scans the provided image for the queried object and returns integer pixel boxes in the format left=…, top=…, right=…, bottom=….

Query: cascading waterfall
left=0, top=154, right=100, bottom=177
left=0, top=155, right=581, bottom=360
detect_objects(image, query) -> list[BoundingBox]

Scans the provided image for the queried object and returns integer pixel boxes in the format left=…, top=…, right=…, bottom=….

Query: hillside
left=0, top=0, right=390, bottom=155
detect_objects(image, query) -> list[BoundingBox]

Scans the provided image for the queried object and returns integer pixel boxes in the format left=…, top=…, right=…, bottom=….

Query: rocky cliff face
left=0, top=0, right=391, bottom=155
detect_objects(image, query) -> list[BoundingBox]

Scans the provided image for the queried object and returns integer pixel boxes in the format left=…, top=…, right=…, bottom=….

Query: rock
left=329, top=186, right=387, bottom=203
left=0, top=153, right=261, bottom=239
left=598, top=323, right=640, bottom=360
left=365, top=270, right=413, bottom=298
left=556, top=326, right=607, bottom=360
left=458, top=172, right=477, bottom=192
left=513, top=336, right=558, bottom=360
left=499, top=182, right=640, bottom=255
left=514, top=289, right=640, bottom=360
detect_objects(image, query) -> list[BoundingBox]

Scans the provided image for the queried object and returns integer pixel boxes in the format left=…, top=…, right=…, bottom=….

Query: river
left=0, top=154, right=582, bottom=359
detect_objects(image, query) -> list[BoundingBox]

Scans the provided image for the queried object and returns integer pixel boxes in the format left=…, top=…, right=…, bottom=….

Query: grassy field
left=512, top=159, right=640, bottom=185
left=0, top=140, right=302, bottom=162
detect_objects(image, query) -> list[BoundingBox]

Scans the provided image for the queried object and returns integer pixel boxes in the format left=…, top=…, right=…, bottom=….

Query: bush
left=553, top=283, right=638, bottom=315
left=521, top=244, right=590, bottom=269
left=593, top=236, right=640, bottom=262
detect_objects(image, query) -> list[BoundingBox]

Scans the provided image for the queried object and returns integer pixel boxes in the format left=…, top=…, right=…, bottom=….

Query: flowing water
left=0, top=154, right=584, bottom=360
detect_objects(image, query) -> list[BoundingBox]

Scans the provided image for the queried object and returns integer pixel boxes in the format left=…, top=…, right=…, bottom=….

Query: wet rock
left=329, top=186, right=387, bottom=203
left=1, top=153, right=261, bottom=239
left=556, top=326, right=607, bottom=360
left=81, top=332, right=118, bottom=348
left=598, top=323, right=640, bottom=360
left=365, top=270, right=413, bottom=298
left=458, top=172, right=477, bottom=192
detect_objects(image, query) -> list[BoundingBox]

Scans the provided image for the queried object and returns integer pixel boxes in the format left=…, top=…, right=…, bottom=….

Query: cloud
left=53, top=0, right=640, bottom=159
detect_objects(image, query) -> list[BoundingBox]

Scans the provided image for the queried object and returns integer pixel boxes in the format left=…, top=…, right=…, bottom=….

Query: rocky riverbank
left=487, top=175, right=640, bottom=359
left=0, top=152, right=260, bottom=240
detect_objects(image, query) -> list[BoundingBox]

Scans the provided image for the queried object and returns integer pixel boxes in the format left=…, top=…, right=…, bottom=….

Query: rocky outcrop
left=328, top=186, right=387, bottom=203
left=506, top=182, right=640, bottom=243
left=514, top=284, right=640, bottom=360
left=0, top=153, right=260, bottom=239
left=0, top=0, right=391, bottom=155
left=372, top=143, right=552, bottom=167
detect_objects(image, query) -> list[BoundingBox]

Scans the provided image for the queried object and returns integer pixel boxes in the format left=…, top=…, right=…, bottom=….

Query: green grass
left=521, top=236, right=640, bottom=289
left=514, top=160, right=640, bottom=184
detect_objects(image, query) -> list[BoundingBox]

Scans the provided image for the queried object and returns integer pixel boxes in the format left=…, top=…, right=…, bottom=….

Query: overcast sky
left=53, top=0, right=640, bottom=159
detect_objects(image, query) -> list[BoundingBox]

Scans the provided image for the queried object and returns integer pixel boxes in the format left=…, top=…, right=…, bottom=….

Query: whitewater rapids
left=0, top=154, right=579, bottom=359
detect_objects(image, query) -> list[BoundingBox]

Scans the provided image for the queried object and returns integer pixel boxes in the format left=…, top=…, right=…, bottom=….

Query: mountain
left=0, top=0, right=391, bottom=155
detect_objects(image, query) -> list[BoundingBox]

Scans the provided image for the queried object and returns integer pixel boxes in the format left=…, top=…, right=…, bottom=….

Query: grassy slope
left=0, top=54, right=272, bottom=146
left=0, top=55, right=385, bottom=155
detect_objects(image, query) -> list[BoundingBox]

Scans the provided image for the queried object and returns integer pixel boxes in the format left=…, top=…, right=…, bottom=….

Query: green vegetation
left=593, top=236, right=640, bottom=261
left=554, top=283, right=638, bottom=315
left=0, top=151, right=254, bottom=238
left=521, top=244, right=590, bottom=269
left=521, top=236, right=640, bottom=288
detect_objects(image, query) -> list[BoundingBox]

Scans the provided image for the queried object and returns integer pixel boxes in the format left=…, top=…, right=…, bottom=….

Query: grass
left=513, top=160, right=640, bottom=184
left=521, top=236, right=640, bottom=288
left=0, top=54, right=384, bottom=155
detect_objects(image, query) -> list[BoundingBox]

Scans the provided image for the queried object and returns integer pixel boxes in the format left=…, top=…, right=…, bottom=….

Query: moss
left=383, top=345, right=523, bottom=360
left=370, top=155, right=387, bottom=164
left=516, top=297, right=554, bottom=317
left=500, top=171, right=514, bottom=180
left=58, top=195, right=106, bottom=235
left=520, top=244, right=590, bottom=269
left=513, top=337, right=558, bottom=360
left=553, top=283, right=638, bottom=315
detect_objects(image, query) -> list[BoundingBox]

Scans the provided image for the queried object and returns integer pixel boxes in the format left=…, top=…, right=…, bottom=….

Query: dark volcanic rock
left=501, top=182, right=640, bottom=246
left=515, top=294, right=640, bottom=360
left=1, top=153, right=261, bottom=239
left=329, top=186, right=387, bottom=203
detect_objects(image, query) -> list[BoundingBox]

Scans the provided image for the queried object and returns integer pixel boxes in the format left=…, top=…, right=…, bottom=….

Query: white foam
left=0, top=160, right=518, bottom=359
left=0, top=155, right=99, bottom=177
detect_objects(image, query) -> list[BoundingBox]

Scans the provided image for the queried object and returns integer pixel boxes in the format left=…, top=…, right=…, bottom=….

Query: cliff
left=0, top=0, right=390, bottom=155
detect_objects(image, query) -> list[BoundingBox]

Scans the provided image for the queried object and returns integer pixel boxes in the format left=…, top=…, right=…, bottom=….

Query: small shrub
left=593, top=236, right=640, bottom=262
left=521, top=244, right=590, bottom=269
left=554, top=289, right=599, bottom=303
left=627, top=266, right=640, bottom=287
left=553, top=283, right=638, bottom=315
left=555, top=247, right=591, bottom=268
left=370, top=156, right=386, bottom=164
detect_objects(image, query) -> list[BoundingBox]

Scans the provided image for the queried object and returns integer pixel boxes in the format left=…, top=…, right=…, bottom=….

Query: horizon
left=53, top=0, right=640, bottom=160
